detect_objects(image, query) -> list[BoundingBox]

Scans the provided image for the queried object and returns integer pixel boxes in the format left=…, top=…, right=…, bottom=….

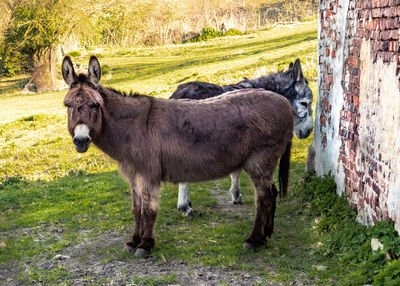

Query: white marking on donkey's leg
left=230, top=170, right=243, bottom=204
left=177, top=182, right=193, bottom=217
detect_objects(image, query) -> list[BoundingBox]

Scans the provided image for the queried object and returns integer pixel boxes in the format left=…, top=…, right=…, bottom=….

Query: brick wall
left=314, top=0, right=400, bottom=231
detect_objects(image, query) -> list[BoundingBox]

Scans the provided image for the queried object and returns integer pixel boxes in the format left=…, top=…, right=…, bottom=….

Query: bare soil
left=1, top=228, right=273, bottom=286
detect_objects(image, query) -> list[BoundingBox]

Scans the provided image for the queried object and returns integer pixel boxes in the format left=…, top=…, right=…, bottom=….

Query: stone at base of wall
left=306, top=144, right=316, bottom=174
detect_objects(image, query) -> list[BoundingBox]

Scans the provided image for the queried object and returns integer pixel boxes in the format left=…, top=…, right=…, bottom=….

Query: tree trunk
left=0, top=42, right=9, bottom=75
left=32, top=47, right=58, bottom=92
left=49, top=47, right=55, bottom=90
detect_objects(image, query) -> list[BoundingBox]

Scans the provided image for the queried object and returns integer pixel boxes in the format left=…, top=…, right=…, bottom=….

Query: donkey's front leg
left=177, top=182, right=193, bottom=218
left=125, top=183, right=142, bottom=253
left=135, top=176, right=160, bottom=258
left=229, top=170, right=243, bottom=204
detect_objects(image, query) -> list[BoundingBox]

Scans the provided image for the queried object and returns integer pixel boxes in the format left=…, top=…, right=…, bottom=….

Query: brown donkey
left=62, top=56, right=294, bottom=257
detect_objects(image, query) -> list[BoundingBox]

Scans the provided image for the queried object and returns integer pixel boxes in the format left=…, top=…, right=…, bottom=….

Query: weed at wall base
left=298, top=173, right=400, bottom=285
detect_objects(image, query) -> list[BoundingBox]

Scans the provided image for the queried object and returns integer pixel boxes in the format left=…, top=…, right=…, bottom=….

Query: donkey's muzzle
left=73, top=136, right=91, bottom=153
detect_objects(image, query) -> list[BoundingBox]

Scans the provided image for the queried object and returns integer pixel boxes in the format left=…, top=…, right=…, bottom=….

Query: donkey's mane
left=75, top=73, right=145, bottom=99
left=222, top=69, right=298, bottom=100
left=104, top=87, right=144, bottom=98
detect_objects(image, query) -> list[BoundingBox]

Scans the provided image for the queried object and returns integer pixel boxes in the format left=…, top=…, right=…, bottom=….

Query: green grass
left=0, top=22, right=319, bottom=285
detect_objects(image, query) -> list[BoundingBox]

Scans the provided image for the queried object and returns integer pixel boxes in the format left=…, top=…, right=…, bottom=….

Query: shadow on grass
left=0, top=76, right=29, bottom=95
left=106, top=29, right=317, bottom=86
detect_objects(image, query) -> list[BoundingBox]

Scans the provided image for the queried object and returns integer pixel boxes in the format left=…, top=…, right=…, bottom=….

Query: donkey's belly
left=162, top=164, right=238, bottom=183
left=160, top=149, right=244, bottom=183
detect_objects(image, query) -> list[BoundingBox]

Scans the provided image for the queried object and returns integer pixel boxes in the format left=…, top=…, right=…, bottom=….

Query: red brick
left=324, top=74, right=333, bottom=83
left=382, top=7, right=392, bottom=17
left=356, top=29, right=365, bottom=38
left=389, top=41, right=399, bottom=51
left=367, top=20, right=375, bottom=30
left=321, top=116, right=327, bottom=126
left=326, top=47, right=330, bottom=57
left=381, top=30, right=388, bottom=40
left=353, top=77, right=360, bottom=86
left=350, top=151, right=356, bottom=162
left=392, top=18, right=400, bottom=28
left=372, top=0, right=380, bottom=8
left=390, top=30, right=399, bottom=40
left=340, top=110, right=346, bottom=119
left=353, top=95, right=359, bottom=106
left=390, top=6, right=398, bottom=17
left=372, top=8, right=381, bottom=18
left=347, top=140, right=352, bottom=150
left=348, top=56, right=359, bottom=66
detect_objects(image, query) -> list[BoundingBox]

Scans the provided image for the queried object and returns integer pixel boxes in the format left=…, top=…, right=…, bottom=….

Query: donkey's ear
left=288, top=62, right=294, bottom=70
left=62, top=56, right=77, bottom=86
left=88, top=56, right=101, bottom=85
left=292, top=58, right=304, bottom=82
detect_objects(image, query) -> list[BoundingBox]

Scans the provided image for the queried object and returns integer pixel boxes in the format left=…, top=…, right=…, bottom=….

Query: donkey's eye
left=65, top=103, right=72, bottom=109
left=89, top=103, right=100, bottom=109
left=300, top=102, right=308, bottom=107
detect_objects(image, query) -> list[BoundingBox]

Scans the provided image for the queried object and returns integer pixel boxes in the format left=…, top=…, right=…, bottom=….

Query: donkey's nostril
left=73, top=136, right=90, bottom=146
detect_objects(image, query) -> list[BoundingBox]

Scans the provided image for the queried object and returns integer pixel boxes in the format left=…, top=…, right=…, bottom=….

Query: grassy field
left=0, top=22, right=322, bottom=285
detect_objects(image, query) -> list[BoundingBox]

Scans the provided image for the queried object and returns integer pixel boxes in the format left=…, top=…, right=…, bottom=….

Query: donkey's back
left=170, top=81, right=225, bottom=100
left=157, top=89, right=294, bottom=183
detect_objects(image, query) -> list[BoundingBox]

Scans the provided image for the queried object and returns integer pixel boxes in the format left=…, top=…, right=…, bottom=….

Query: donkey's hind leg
left=229, top=170, right=243, bottom=204
left=243, top=178, right=277, bottom=250
left=243, top=153, right=279, bottom=250
left=177, top=182, right=193, bottom=218
left=265, top=184, right=278, bottom=238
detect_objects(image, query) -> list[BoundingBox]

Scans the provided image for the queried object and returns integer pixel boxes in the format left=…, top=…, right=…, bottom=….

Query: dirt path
left=1, top=229, right=272, bottom=286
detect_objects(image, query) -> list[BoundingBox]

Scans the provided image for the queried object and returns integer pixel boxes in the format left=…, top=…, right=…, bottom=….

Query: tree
left=1, top=0, right=96, bottom=91
left=0, top=0, right=24, bottom=76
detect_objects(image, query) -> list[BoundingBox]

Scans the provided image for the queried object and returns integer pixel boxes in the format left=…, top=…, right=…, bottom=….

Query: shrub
left=186, top=26, right=245, bottom=43
left=187, top=27, right=244, bottom=43
left=374, top=259, right=400, bottom=286
left=224, top=28, right=243, bottom=36
left=188, top=27, right=223, bottom=42
left=66, top=51, right=81, bottom=57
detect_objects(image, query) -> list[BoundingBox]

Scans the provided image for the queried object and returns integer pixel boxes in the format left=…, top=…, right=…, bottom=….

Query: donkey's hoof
left=233, top=194, right=244, bottom=205
left=124, top=243, right=136, bottom=253
left=243, top=242, right=256, bottom=251
left=181, top=206, right=194, bottom=219
left=134, top=248, right=150, bottom=258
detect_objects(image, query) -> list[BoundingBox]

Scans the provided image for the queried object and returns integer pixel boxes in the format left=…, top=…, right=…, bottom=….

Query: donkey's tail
left=278, top=141, right=292, bottom=197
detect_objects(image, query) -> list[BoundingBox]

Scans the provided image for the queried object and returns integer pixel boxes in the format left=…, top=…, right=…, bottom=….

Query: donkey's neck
left=92, top=86, right=152, bottom=162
